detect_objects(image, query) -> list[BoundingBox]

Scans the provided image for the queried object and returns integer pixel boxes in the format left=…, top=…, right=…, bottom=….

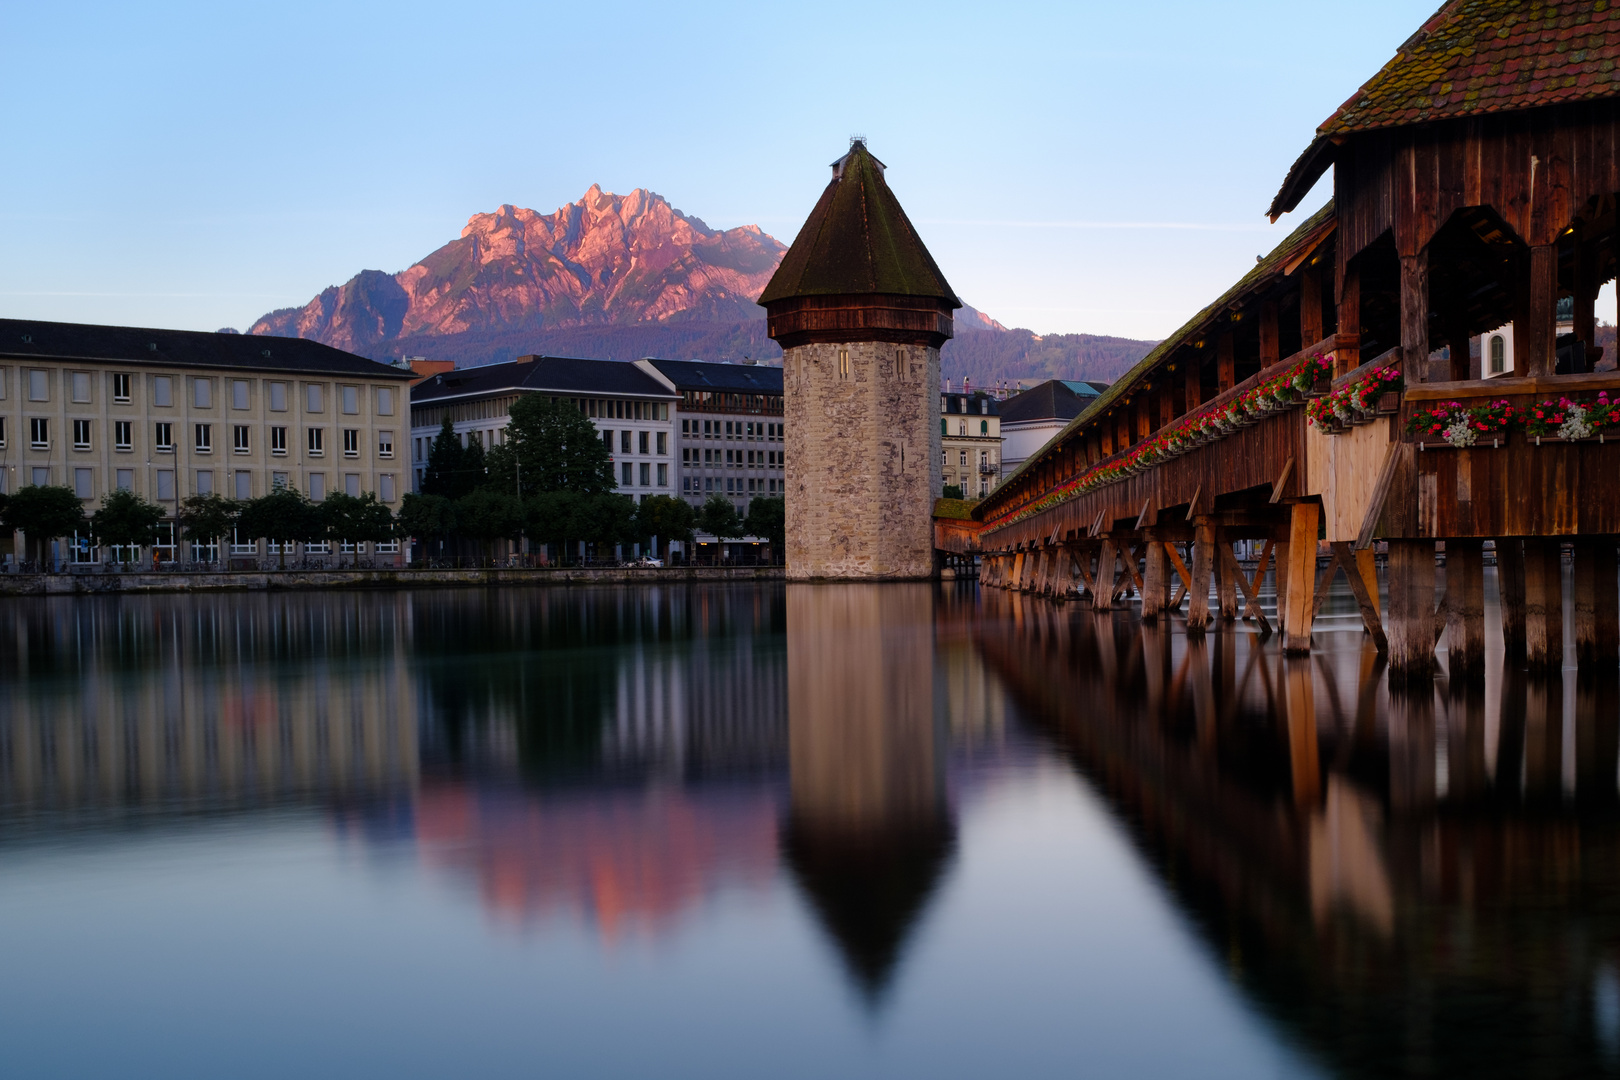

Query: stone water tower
left=759, top=140, right=960, bottom=580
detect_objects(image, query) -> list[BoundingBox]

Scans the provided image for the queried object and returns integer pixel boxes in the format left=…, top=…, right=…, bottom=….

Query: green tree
left=942, top=483, right=964, bottom=500
left=91, top=489, right=166, bottom=560
left=635, top=494, right=697, bottom=564
left=421, top=417, right=483, bottom=500
left=500, top=394, right=615, bottom=495
left=743, top=496, right=785, bottom=562
left=523, top=490, right=579, bottom=563
left=320, top=491, right=395, bottom=566
left=237, top=487, right=320, bottom=568
left=456, top=488, right=525, bottom=559
left=697, top=494, right=744, bottom=540
left=1, top=485, right=87, bottom=564
left=398, top=493, right=456, bottom=563
left=177, top=494, right=240, bottom=559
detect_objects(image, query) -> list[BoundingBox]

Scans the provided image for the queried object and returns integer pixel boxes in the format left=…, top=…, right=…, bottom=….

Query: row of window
left=63, top=527, right=401, bottom=562
left=619, top=462, right=671, bottom=488
left=680, top=419, right=781, bottom=440
left=603, top=429, right=669, bottom=456
left=682, top=477, right=781, bottom=496
left=943, top=419, right=994, bottom=436
left=4, top=466, right=397, bottom=503
left=681, top=448, right=783, bottom=468
left=6, top=418, right=394, bottom=458
left=945, top=449, right=996, bottom=467
left=579, top=398, right=669, bottom=421
left=2, top=369, right=398, bottom=415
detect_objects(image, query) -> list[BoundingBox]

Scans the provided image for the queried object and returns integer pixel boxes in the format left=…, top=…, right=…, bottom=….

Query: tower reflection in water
left=783, top=584, right=954, bottom=999
left=976, top=585, right=1620, bottom=1077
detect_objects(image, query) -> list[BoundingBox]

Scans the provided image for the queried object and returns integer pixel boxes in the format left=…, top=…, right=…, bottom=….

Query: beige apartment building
left=940, top=390, right=1001, bottom=498
left=0, top=318, right=414, bottom=563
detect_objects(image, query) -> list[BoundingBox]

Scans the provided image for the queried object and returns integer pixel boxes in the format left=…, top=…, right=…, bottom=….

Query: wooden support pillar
left=1573, top=222, right=1598, bottom=371
left=1142, top=535, right=1168, bottom=622
left=1136, top=396, right=1151, bottom=441
left=1187, top=519, right=1215, bottom=632
left=1214, top=533, right=1238, bottom=621
left=1523, top=538, right=1564, bottom=673
left=1336, top=262, right=1361, bottom=378
left=1399, top=251, right=1430, bottom=383
left=1446, top=316, right=1473, bottom=383
left=1012, top=551, right=1028, bottom=592
left=1259, top=299, right=1280, bottom=368
left=1093, top=540, right=1117, bottom=611
left=1388, top=539, right=1436, bottom=683
left=1283, top=503, right=1319, bottom=654
left=1354, top=546, right=1380, bottom=621
left=1217, top=333, right=1235, bottom=393
left=1520, top=243, right=1558, bottom=377
left=1159, top=385, right=1175, bottom=428
left=1184, top=359, right=1202, bottom=413
left=1444, top=539, right=1486, bottom=676
left=1574, top=538, right=1619, bottom=669
left=1497, top=538, right=1526, bottom=653
left=1283, top=658, right=1321, bottom=807
left=1299, top=266, right=1323, bottom=347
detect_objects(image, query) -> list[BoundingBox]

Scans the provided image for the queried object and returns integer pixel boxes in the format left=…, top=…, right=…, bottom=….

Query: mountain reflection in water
left=0, top=583, right=1617, bottom=1076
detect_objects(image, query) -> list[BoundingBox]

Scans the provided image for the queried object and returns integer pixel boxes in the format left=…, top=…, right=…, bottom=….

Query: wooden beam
left=1444, top=539, right=1486, bottom=676
left=1354, top=446, right=1401, bottom=549
left=1135, top=500, right=1154, bottom=530
left=1185, top=485, right=1203, bottom=522
left=1268, top=456, right=1295, bottom=504
left=1389, top=539, right=1436, bottom=683
left=1184, top=358, right=1202, bottom=412
left=1217, top=541, right=1272, bottom=635
left=1336, top=262, right=1361, bottom=378
left=1188, top=519, right=1215, bottom=631
left=1093, top=539, right=1117, bottom=610
left=1399, top=251, right=1430, bottom=384
left=1523, top=538, right=1564, bottom=673
left=1217, top=333, right=1236, bottom=393
left=1164, top=542, right=1194, bottom=592
left=1574, top=538, right=1619, bottom=669
left=1260, top=299, right=1280, bottom=368
left=1521, top=243, right=1558, bottom=377
left=1283, top=501, right=1318, bottom=654
left=1333, top=541, right=1388, bottom=653
left=1299, top=266, right=1323, bottom=348
left=1142, top=537, right=1169, bottom=621
left=1497, top=537, right=1526, bottom=653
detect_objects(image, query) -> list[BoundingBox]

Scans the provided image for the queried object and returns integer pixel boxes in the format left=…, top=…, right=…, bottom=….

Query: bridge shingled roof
left=1270, top=0, right=1620, bottom=219
left=757, top=141, right=960, bottom=307
left=974, top=201, right=1336, bottom=522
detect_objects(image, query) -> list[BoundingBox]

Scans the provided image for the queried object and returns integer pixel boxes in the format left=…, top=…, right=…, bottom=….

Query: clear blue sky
left=2, top=0, right=1447, bottom=341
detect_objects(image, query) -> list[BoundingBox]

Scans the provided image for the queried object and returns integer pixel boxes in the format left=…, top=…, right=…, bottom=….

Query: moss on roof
left=1271, top=0, right=1620, bottom=218
left=758, top=142, right=960, bottom=306
left=976, top=200, right=1336, bottom=519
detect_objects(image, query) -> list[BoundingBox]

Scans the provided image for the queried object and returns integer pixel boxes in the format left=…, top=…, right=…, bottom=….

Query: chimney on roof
left=407, top=357, right=454, bottom=387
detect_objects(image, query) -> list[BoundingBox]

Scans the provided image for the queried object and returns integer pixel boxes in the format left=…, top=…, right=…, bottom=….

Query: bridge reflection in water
left=969, top=583, right=1620, bottom=1077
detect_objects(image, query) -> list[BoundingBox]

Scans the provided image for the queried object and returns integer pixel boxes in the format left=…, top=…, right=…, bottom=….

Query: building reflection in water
left=783, top=583, right=954, bottom=1000
left=975, top=585, right=1620, bottom=1077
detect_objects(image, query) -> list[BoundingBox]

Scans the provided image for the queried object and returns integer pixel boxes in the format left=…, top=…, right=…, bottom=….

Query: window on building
left=272, top=471, right=288, bottom=490
left=31, top=467, right=48, bottom=486
left=940, top=419, right=947, bottom=436
left=195, top=470, right=213, bottom=496
left=959, top=449, right=968, bottom=466
left=111, top=421, right=130, bottom=451
left=269, top=382, right=287, bottom=411
left=704, top=477, right=714, bottom=493
left=306, top=384, right=323, bottom=413
left=194, top=424, right=212, bottom=453
left=602, top=429, right=613, bottom=451
left=156, top=470, right=175, bottom=500
left=71, top=418, right=91, bottom=450
left=30, top=418, right=49, bottom=449
left=639, top=430, right=649, bottom=455
left=839, top=348, right=849, bottom=378
left=621, top=462, right=633, bottom=486
left=113, top=373, right=131, bottom=402
left=153, top=375, right=172, bottom=407
left=380, top=474, right=395, bottom=502
left=378, top=431, right=393, bottom=458
left=341, top=386, right=359, bottom=414
left=193, top=379, right=211, bottom=409
left=620, top=430, right=631, bottom=454
left=1490, top=335, right=1505, bottom=374
left=232, top=380, right=250, bottom=410
left=29, top=370, right=48, bottom=401
left=116, top=469, right=134, bottom=491
left=343, top=429, right=359, bottom=456
left=70, top=371, right=91, bottom=403
left=683, top=477, right=692, bottom=493
left=981, top=420, right=989, bottom=434
left=308, top=473, right=325, bottom=500
left=308, top=427, right=323, bottom=455
left=639, top=463, right=650, bottom=486
left=155, top=422, right=173, bottom=451
left=657, top=463, right=668, bottom=486
left=345, top=473, right=360, bottom=497
left=271, top=427, right=287, bottom=455
left=958, top=421, right=967, bottom=436
left=233, top=425, right=249, bottom=453
left=235, top=471, right=252, bottom=499
left=73, top=468, right=92, bottom=499
left=377, top=387, right=395, bottom=416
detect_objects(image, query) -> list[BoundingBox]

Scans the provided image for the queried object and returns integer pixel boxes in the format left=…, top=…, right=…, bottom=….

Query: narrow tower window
left=839, top=348, right=849, bottom=378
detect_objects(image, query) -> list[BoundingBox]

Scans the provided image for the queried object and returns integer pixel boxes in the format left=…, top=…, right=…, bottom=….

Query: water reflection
left=3, top=583, right=1620, bottom=1076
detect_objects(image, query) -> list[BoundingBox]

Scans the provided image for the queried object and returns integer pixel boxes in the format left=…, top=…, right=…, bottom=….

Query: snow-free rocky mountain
left=247, top=186, right=1154, bottom=385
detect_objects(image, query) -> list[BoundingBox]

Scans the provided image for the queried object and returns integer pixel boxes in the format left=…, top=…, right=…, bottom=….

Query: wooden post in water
left=1283, top=503, right=1319, bottom=655
left=1497, top=538, right=1526, bottom=653
left=1142, top=535, right=1168, bottom=622
left=1444, top=539, right=1486, bottom=677
left=1187, top=520, right=1215, bottom=632
left=1093, top=539, right=1117, bottom=612
left=1523, top=539, right=1565, bottom=674
left=1388, top=539, right=1436, bottom=682
left=1215, top=531, right=1238, bottom=622
left=1574, top=538, right=1619, bottom=670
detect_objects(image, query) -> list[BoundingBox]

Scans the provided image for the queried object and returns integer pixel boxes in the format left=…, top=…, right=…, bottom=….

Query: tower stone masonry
left=759, top=141, right=960, bottom=580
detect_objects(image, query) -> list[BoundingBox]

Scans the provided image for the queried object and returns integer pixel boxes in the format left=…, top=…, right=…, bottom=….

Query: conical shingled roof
left=758, top=142, right=960, bottom=307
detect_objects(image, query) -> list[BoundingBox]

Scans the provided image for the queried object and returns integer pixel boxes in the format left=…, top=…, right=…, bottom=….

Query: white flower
left=1442, top=418, right=1477, bottom=447
left=1558, top=404, right=1593, bottom=441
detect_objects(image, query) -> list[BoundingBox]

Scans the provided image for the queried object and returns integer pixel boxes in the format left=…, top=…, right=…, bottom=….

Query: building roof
left=1269, top=0, right=1620, bottom=219
left=941, top=389, right=1000, bottom=416
left=0, top=317, right=412, bottom=379
left=410, top=354, right=676, bottom=405
left=998, top=380, right=1089, bottom=426
left=1060, top=380, right=1109, bottom=397
left=642, top=358, right=784, bottom=394
left=757, top=141, right=961, bottom=307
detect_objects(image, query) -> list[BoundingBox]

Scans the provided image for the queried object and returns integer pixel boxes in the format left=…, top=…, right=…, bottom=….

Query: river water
left=0, top=581, right=1615, bottom=1078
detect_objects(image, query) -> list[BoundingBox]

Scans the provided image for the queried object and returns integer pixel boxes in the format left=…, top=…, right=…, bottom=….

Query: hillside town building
left=996, top=379, right=1105, bottom=479
left=640, top=358, right=784, bottom=512
left=760, top=139, right=958, bottom=579
left=940, top=390, right=1000, bottom=497
left=408, top=355, right=678, bottom=500
left=0, top=318, right=413, bottom=565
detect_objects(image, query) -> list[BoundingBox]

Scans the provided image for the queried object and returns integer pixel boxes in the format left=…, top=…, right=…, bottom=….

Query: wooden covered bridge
left=939, top=0, right=1620, bottom=679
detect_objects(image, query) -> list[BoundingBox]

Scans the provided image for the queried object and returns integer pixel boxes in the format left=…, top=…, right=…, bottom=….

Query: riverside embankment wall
left=0, top=566, right=785, bottom=596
